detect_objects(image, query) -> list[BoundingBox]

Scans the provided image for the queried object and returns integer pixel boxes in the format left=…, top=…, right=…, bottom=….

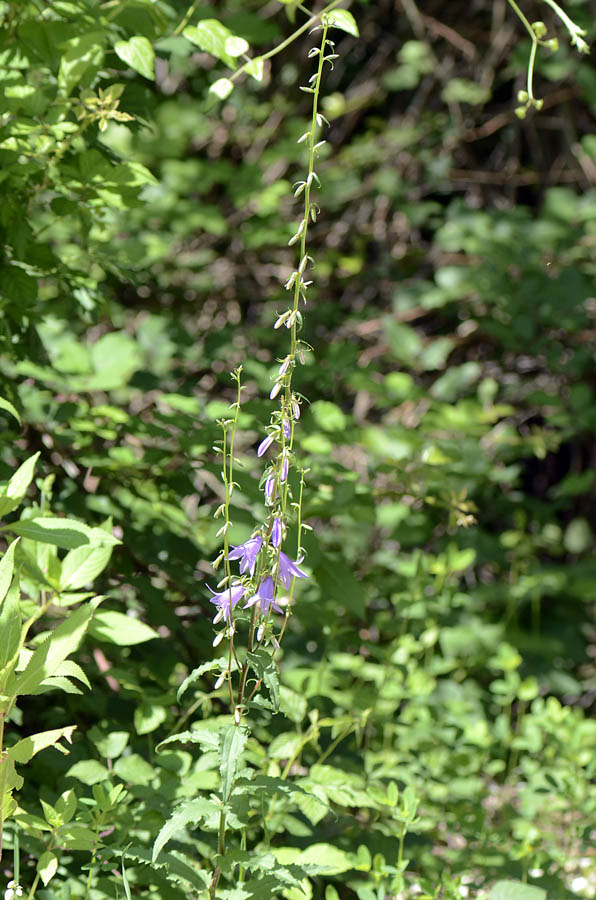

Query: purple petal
left=257, top=434, right=275, bottom=457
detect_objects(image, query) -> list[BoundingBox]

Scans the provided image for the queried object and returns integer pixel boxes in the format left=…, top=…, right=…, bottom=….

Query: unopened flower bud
left=280, top=455, right=289, bottom=483
left=265, top=473, right=276, bottom=503
left=214, top=674, right=225, bottom=690
left=270, top=381, right=282, bottom=400
left=283, top=418, right=291, bottom=440
left=257, top=624, right=265, bottom=641
left=213, top=631, right=224, bottom=647
left=272, top=517, right=283, bottom=548
left=234, top=707, right=241, bottom=724
left=257, top=433, right=275, bottom=457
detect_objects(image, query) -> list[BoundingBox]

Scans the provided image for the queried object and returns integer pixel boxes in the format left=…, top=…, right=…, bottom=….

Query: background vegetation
left=1, top=1, right=595, bottom=898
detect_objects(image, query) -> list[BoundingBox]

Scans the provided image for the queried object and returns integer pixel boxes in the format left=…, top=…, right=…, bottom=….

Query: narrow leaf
left=0, top=578, right=21, bottom=671
left=247, top=649, right=280, bottom=712
left=219, top=724, right=248, bottom=801
left=0, top=537, right=19, bottom=607
left=0, top=396, right=21, bottom=424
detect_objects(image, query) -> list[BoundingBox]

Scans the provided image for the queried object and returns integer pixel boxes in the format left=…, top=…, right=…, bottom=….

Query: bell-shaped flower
left=228, top=536, right=262, bottom=576
left=277, top=551, right=308, bottom=589
left=244, top=576, right=283, bottom=615
left=207, top=582, right=245, bottom=622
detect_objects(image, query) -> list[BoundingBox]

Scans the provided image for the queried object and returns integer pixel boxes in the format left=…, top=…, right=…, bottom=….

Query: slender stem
left=506, top=0, right=536, bottom=40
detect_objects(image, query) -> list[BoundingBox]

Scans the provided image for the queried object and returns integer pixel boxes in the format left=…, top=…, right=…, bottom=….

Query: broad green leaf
left=2, top=453, right=39, bottom=515
left=0, top=578, right=21, bottom=671
left=490, top=883, right=547, bottom=900
left=245, top=56, right=264, bottom=81
left=114, top=36, right=155, bottom=80
left=183, top=20, right=237, bottom=67
left=6, top=517, right=119, bottom=550
left=293, top=843, right=354, bottom=875
left=66, top=759, right=110, bottom=785
left=0, top=396, right=21, bottom=424
left=225, top=36, right=249, bottom=57
left=60, top=542, right=113, bottom=590
left=219, top=724, right=248, bottom=800
left=209, top=78, right=234, bottom=101
left=0, top=537, right=19, bottom=607
left=326, top=9, right=359, bottom=37
left=88, top=610, right=159, bottom=645
left=15, top=596, right=102, bottom=695
left=247, top=649, right=280, bottom=712
left=37, top=850, right=58, bottom=886
left=114, top=753, right=155, bottom=786
left=58, top=32, right=105, bottom=95
left=152, top=798, right=219, bottom=862
left=134, top=701, right=167, bottom=734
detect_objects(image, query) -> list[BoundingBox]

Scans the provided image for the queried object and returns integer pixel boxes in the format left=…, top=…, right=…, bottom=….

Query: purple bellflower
left=228, top=535, right=262, bottom=576
left=207, top=582, right=245, bottom=622
left=277, top=551, right=308, bottom=589
left=280, top=454, right=289, bottom=483
left=244, top=576, right=283, bottom=615
left=283, top=418, right=291, bottom=440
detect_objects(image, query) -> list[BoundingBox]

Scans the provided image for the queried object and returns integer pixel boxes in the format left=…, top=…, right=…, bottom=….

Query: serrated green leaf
left=153, top=798, right=219, bottom=862
left=114, top=36, right=155, bottom=80
left=15, top=596, right=102, bottom=695
left=247, top=649, right=280, bottom=711
left=177, top=656, right=236, bottom=701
